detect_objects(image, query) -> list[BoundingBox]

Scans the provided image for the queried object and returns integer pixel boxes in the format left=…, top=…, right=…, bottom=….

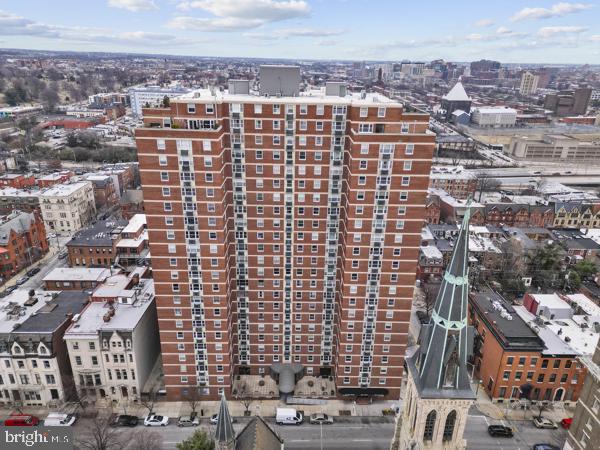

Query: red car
left=561, top=418, right=573, bottom=429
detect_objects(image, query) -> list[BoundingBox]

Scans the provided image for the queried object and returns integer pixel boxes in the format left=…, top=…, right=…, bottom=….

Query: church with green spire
left=393, top=202, right=475, bottom=449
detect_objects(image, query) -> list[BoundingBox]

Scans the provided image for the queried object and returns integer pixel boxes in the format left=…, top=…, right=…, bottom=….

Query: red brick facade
left=136, top=93, right=434, bottom=400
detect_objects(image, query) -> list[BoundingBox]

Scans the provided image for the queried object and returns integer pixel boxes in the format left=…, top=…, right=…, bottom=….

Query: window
left=300, top=104, right=307, bottom=115
left=316, top=104, right=324, bottom=115
left=443, top=410, right=457, bottom=442
left=406, top=144, right=414, bottom=155
left=273, top=104, right=281, bottom=114
left=424, top=410, right=437, bottom=441
left=255, top=120, right=262, bottom=130
left=360, top=107, right=368, bottom=118
left=404, top=161, right=412, bottom=171
left=254, top=104, right=262, bottom=114
left=358, top=123, right=373, bottom=134
left=205, top=104, right=214, bottom=114
left=187, top=103, right=195, bottom=113
left=157, top=139, right=166, bottom=150
left=377, top=107, right=386, bottom=118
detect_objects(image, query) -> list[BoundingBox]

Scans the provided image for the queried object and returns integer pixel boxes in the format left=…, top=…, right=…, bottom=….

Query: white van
left=44, top=413, right=77, bottom=426
left=276, top=408, right=303, bottom=425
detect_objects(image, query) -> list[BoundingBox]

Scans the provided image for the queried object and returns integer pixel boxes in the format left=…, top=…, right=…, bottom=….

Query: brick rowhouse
left=135, top=67, right=434, bottom=400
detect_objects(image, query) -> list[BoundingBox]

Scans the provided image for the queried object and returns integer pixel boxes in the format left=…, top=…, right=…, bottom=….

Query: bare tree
left=474, top=171, right=501, bottom=201
left=186, top=386, right=202, bottom=417
left=126, top=430, right=163, bottom=450
left=140, top=389, right=158, bottom=415
left=76, top=416, right=123, bottom=450
left=236, top=382, right=253, bottom=416
left=532, top=400, right=551, bottom=420
left=417, top=283, right=440, bottom=318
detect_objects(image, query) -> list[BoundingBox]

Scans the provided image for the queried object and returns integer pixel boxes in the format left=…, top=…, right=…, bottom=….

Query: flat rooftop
left=529, top=293, right=571, bottom=311
left=175, top=87, right=401, bottom=107
left=64, top=296, right=154, bottom=339
left=15, top=291, right=89, bottom=334
left=513, top=306, right=580, bottom=356
left=66, top=219, right=127, bottom=247
left=43, top=267, right=113, bottom=282
left=121, top=214, right=146, bottom=234
left=0, top=290, right=58, bottom=334
left=470, top=290, right=545, bottom=351
left=0, top=187, right=40, bottom=198
left=566, top=294, right=600, bottom=317
left=40, top=181, right=91, bottom=197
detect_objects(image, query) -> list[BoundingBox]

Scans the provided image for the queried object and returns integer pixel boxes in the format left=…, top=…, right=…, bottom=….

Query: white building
left=519, top=71, right=539, bottom=96
left=129, top=85, right=192, bottom=117
left=63, top=275, right=159, bottom=405
left=39, top=181, right=96, bottom=234
left=0, top=290, right=88, bottom=408
left=471, top=107, right=517, bottom=128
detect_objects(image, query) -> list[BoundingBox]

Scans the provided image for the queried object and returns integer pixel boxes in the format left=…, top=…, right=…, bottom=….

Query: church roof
left=410, top=200, right=475, bottom=400
left=215, top=392, right=235, bottom=443
left=443, top=82, right=471, bottom=102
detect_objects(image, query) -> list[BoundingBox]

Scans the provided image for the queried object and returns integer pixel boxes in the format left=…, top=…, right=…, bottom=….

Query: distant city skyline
left=0, top=1, right=599, bottom=64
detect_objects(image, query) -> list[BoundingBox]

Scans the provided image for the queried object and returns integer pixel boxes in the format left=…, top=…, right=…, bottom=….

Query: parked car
left=26, top=267, right=41, bottom=277
left=111, top=415, right=138, bottom=427
left=4, top=414, right=40, bottom=426
left=45, top=413, right=76, bottom=426
left=210, top=414, right=237, bottom=425
left=144, top=415, right=169, bottom=427
left=416, top=310, right=430, bottom=324
left=532, top=445, right=560, bottom=450
left=275, top=408, right=303, bottom=425
left=309, top=413, right=333, bottom=425
left=177, top=416, right=199, bottom=427
left=533, top=417, right=558, bottom=429
left=560, top=418, right=573, bottom=429
left=487, top=425, right=513, bottom=437
left=15, top=276, right=29, bottom=286
left=5, top=285, right=17, bottom=294
left=58, top=250, right=68, bottom=259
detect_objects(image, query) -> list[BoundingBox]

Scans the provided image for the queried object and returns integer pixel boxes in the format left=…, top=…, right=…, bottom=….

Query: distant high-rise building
left=544, top=88, right=592, bottom=116
left=469, top=59, right=501, bottom=76
left=519, top=71, right=539, bottom=96
left=135, top=66, right=435, bottom=401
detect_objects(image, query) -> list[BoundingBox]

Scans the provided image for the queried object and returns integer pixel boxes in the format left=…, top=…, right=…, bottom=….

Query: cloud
left=511, top=2, right=593, bottom=22
left=107, top=0, right=158, bottom=12
left=537, top=26, right=587, bottom=37
left=244, top=27, right=344, bottom=40
left=474, top=19, right=494, bottom=27
left=173, top=0, right=310, bottom=29
left=0, top=10, right=190, bottom=47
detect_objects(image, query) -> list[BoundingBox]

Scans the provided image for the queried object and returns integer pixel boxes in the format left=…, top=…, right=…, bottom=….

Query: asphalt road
left=466, top=414, right=567, bottom=450
left=70, top=413, right=566, bottom=450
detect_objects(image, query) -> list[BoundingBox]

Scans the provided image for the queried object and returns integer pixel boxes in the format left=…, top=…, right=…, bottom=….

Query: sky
left=0, top=1, right=599, bottom=64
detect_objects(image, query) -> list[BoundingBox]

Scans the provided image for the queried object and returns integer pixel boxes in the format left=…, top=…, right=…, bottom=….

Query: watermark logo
left=2, top=428, right=72, bottom=450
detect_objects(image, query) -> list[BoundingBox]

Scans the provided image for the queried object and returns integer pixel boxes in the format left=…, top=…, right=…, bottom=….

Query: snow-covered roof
left=442, top=82, right=471, bottom=101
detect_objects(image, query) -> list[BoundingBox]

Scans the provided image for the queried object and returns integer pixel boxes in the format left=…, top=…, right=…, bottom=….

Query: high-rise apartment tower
left=135, top=66, right=434, bottom=400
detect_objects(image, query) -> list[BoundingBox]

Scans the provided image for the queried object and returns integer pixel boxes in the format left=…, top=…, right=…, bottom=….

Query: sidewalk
left=471, top=381, right=574, bottom=423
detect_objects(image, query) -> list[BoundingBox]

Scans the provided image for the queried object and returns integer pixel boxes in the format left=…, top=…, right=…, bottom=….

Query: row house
left=554, top=203, right=600, bottom=229
left=0, top=174, right=36, bottom=189
left=83, top=175, right=119, bottom=211
left=0, top=188, right=41, bottom=214
left=64, top=276, right=159, bottom=405
left=470, top=290, right=588, bottom=405
left=36, top=171, right=74, bottom=189
left=39, top=182, right=96, bottom=234
left=0, top=290, right=88, bottom=407
left=473, top=204, right=554, bottom=228
left=428, top=166, right=477, bottom=200
left=0, top=210, right=48, bottom=283
left=66, top=219, right=127, bottom=267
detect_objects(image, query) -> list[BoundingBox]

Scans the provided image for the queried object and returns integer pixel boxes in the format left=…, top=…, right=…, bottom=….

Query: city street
left=466, top=414, right=567, bottom=450
left=68, top=413, right=566, bottom=450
